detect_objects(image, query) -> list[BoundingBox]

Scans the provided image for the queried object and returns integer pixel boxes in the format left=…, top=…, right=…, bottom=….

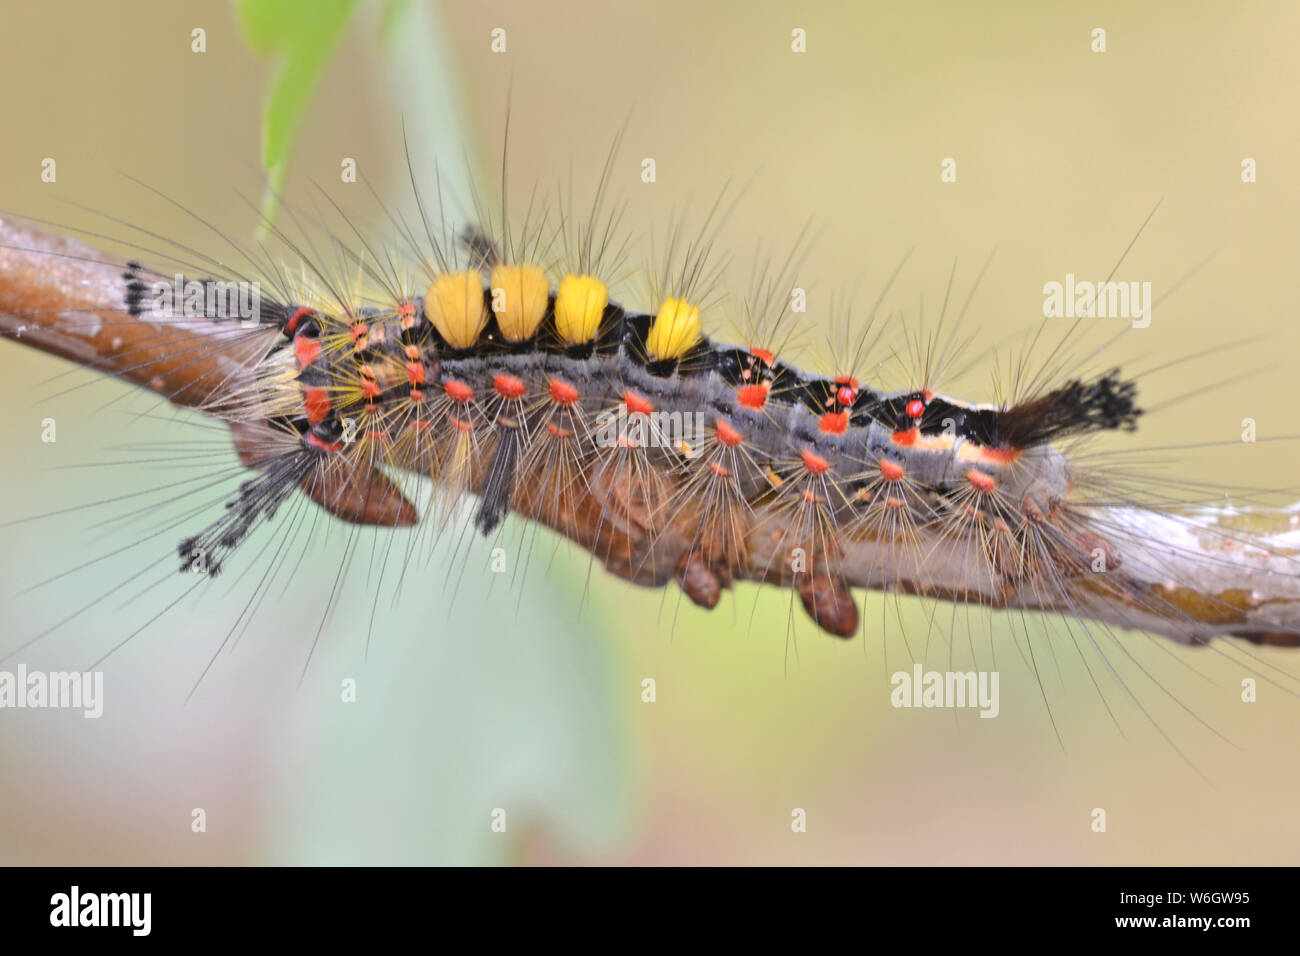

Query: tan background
left=0, top=0, right=1298, bottom=864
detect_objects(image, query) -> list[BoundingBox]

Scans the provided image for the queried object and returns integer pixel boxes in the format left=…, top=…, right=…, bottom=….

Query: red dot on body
left=549, top=378, right=580, bottom=406
left=818, top=411, right=848, bottom=435
left=737, top=383, right=768, bottom=409
left=303, top=387, right=331, bottom=424
left=624, top=390, right=655, bottom=415
left=716, top=420, right=744, bottom=446
left=801, top=449, right=831, bottom=475
left=966, top=469, right=997, bottom=493
left=293, top=337, right=321, bottom=367
left=493, top=374, right=526, bottom=400
left=444, top=379, right=474, bottom=403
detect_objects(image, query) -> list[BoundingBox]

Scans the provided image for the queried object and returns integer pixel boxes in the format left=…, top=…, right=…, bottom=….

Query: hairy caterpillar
left=2, top=165, right=1299, bottom=672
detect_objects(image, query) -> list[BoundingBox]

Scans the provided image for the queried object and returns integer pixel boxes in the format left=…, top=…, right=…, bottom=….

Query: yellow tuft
left=425, top=271, right=488, bottom=349
left=646, top=297, right=703, bottom=361
left=489, top=263, right=549, bottom=342
left=554, top=274, right=608, bottom=345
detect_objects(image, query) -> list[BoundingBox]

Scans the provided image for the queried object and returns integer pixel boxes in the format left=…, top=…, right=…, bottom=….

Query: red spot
left=836, top=385, right=857, bottom=407
left=737, top=383, right=769, bottom=409
left=410, top=419, right=431, bottom=431
left=444, top=379, right=474, bottom=403
left=801, top=449, right=830, bottom=475
left=293, top=336, right=321, bottom=367
left=801, top=489, right=819, bottom=503
left=834, top=375, right=860, bottom=388
left=547, top=423, right=572, bottom=439
left=360, top=377, right=382, bottom=400
left=750, top=347, right=775, bottom=365
left=716, top=419, right=744, bottom=446
left=405, top=345, right=421, bottom=360
left=549, top=378, right=580, bottom=406
left=966, top=469, right=996, bottom=493
left=709, top=462, right=730, bottom=477
left=624, top=390, right=655, bottom=415
left=397, top=301, right=416, bottom=328
left=879, top=459, right=905, bottom=482
left=303, top=387, right=331, bottom=424
left=409, top=389, right=425, bottom=402
left=306, top=432, right=341, bottom=453
left=368, top=429, right=388, bottom=440
left=405, top=362, right=426, bottom=385
left=819, top=411, right=848, bottom=435
left=349, top=322, right=368, bottom=345
left=886, top=496, right=905, bottom=509
left=450, top=417, right=473, bottom=432
left=493, top=374, right=526, bottom=400
left=906, top=398, right=925, bottom=419
left=922, top=389, right=934, bottom=400
left=981, top=446, right=1021, bottom=465
left=891, top=428, right=917, bottom=447
left=285, top=307, right=314, bottom=334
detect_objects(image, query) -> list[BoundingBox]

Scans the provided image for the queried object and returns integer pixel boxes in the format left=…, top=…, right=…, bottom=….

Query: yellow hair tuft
left=489, top=263, right=549, bottom=342
left=554, top=274, right=608, bottom=345
left=425, top=271, right=488, bottom=349
left=646, top=297, right=703, bottom=361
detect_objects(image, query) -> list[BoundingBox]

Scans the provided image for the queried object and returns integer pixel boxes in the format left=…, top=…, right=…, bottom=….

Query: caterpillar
left=2, top=173, right=1298, bottom=669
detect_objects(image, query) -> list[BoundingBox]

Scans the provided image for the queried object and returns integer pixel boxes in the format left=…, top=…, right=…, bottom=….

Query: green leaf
left=234, top=0, right=361, bottom=226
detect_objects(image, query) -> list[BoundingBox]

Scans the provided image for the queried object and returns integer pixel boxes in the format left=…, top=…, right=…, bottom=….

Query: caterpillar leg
left=230, top=422, right=417, bottom=527
left=796, top=573, right=859, bottom=637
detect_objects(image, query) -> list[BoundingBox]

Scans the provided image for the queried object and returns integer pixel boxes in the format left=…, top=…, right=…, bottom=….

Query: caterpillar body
left=2, top=204, right=1297, bottom=656
left=167, top=266, right=1139, bottom=638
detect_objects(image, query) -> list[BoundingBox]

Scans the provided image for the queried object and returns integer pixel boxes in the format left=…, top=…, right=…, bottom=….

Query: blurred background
left=1, top=0, right=1299, bottom=864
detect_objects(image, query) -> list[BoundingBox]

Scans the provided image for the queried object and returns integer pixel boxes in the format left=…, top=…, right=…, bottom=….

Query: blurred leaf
left=234, top=0, right=361, bottom=225
left=379, top=0, right=412, bottom=40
